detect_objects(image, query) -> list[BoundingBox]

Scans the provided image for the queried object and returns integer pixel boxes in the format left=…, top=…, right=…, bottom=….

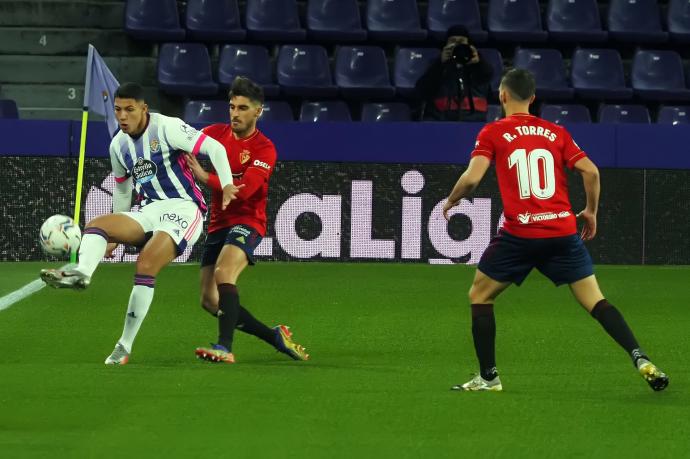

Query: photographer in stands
left=415, top=25, right=493, bottom=122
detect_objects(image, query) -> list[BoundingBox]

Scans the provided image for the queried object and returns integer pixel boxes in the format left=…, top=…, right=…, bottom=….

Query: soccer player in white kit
left=40, top=82, right=242, bottom=365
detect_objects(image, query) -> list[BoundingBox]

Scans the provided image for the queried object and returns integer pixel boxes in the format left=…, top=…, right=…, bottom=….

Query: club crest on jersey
left=132, top=157, right=157, bottom=184
left=240, top=150, right=251, bottom=164
left=150, top=139, right=160, bottom=153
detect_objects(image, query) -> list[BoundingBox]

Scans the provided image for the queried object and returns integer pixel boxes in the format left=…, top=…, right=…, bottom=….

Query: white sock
left=118, top=275, right=155, bottom=353
left=75, top=228, right=109, bottom=278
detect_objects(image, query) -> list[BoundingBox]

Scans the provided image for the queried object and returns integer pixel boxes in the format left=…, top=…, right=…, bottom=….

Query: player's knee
left=214, top=265, right=237, bottom=284
left=135, top=257, right=159, bottom=276
left=468, top=284, right=489, bottom=304
left=200, top=294, right=218, bottom=315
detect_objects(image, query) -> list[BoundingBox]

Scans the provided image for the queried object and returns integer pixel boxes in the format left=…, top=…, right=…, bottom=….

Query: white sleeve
left=112, top=177, right=133, bottom=213
left=109, top=141, right=129, bottom=182
left=163, top=118, right=233, bottom=187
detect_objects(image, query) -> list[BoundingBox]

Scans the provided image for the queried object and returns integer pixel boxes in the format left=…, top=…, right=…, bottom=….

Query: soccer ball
left=39, top=215, right=82, bottom=257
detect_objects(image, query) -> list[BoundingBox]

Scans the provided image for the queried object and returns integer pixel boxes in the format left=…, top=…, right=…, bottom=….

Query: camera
left=452, top=44, right=473, bottom=65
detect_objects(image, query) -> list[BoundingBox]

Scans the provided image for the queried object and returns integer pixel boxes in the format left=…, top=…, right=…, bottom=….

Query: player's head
left=499, top=69, right=536, bottom=108
left=114, top=82, right=148, bottom=136
left=228, top=76, right=264, bottom=137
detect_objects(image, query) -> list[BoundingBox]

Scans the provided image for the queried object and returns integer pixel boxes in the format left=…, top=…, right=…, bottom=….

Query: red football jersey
left=200, top=124, right=277, bottom=235
left=470, top=113, right=587, bottom=238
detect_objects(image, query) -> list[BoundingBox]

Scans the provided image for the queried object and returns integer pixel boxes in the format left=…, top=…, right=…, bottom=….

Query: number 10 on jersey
left=508, top=148, right=556, bottom=200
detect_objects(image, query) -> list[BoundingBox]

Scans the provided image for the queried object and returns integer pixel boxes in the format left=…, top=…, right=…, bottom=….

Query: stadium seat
left=0, top=99, right=19, bottom=119
left=183, top=100, right=228, bottom=125
left=277, top=45, right=338, bottom=97
left=361, top=103, right=412, bottom=122
left=260, top=101, right=295, bottom=121
left=124, top=0, right=185, bottom=41
left=512, top=49, right=574, bottom=100
left=299, top=101, right=352, bottom=122
left=631, top=50, right=690, bottom=101
left=306, top=0, right=367, bottom=42
left=393, top=48, right=441, bottom=97
left=668, top=0, right=690, bottom=43
left=546, top=0, right=607, bottom=42
left=218, top=45, right=279, bottom=97
left=365, top=0, right=427, bottom=42
left=246, top=0, right=307, bottom=42
left=607, top=0, right=668, bottom=43
left=657, top=106, right=690, bottom=125
left=185, top=0, right=246, bottom=42
left=478, top=48, right=504, bottom=94
left=426, top=0, right=488, bottom=43
left=157, top=43, right=218, bottom=96
left=598, top=105, right=651, bottom=123
left=486, top=104, right=503, bottom=121
left=541, top=104, right=592, bottom=124
left=571, top=48, right=633, bottom=100
left=335, top=46, right=395, bottom=99
left=487, top=0, right=548, bottom=42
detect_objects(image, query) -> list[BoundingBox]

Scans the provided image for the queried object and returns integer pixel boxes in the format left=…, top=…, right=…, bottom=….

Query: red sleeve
left=234, top=168, right=268, bottom=199
left=207, top=173, right=222, bottom=192
left=244, top=142, right=277, bottom=179
left=561, top=128, right=587, bottom=169
left=470, top=125, right=496, bottom=161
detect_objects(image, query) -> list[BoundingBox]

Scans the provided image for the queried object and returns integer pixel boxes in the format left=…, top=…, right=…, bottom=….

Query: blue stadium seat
left=513, top=49, right=573, bottom=100
left=393, top=48, right=441, bottom=97
left=246, top=0, right=307, bottom=42
left=335, top=46, right=395, bottom=98
left=486, top=104, right=503, bottom=121
left=306, top=0, right=367, bottom=42
left=571, top=48, right=632, bottom=100
left=487, top=0, right=548, bottom=42
left=426, top=0, right=488, bottom=43
left=546, top=0, right=607, bottom=42
left=598, top=105, right=651, bottom=123
left=607, top=0, right=668, bottom=43
left=631, top=50, right=690, bottom=101
left=185, top=0, right=245, bottom=42
left=541, top=104, right=592, bottom=124
left=361, top=103, right=412, bottom=122
left=668, top=0, right=690, bottom=43
left=183, top=100, right=228, bottom=125
left=218, top=45, right=279, bottom=97
left=124, top=0, right=185, bottom=41
left=657, top=106, right=690, bottom=124
left=158, top=43, right=218, bottom=96
left=365, top=0, right=427, bottom=41
left=478, top=48, right=504, bottom=94
left=277, top=45, right=337, bottom=97
left=260, top=101, right=295, bottom=121
left=0, top=99, right=19, bottom=119
left=299, top=101, right=352, bottom=122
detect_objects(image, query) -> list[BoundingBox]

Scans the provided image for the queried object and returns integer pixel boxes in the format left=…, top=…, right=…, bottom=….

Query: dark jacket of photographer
left=415, top=49, right=493, bottom=122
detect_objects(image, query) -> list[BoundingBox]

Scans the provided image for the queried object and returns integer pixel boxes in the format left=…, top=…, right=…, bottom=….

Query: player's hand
left=221, top=184, right=244, bottom=210
left=185, top=153, right=209, bottom=184
left=442, top=198, right=459, bottom=221
left=104, top=243, right=118, bottom=258
left=441, top=44, right=455, bottom=63
left=576, top=209, right=597, bottom=241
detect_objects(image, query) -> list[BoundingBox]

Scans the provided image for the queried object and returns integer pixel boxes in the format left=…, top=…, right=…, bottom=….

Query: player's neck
left=502, top=104, right=531, bottom=117
left=232, top=125, right=257, bottom=140
left=129, top=113, right=150, bottom=139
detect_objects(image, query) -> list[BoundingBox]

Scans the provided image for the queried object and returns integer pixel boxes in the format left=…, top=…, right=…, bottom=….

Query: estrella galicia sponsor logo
left=252, top=159, right=270, bottom=170
left=179, top=123, right=198, bottom=141
left=150, top=139, right=160, bottom=153
left=517, top=212, right=531, bottom=224
left=160, top=213, right=189, bottom=229
left=132, top=157, right=157, bottom=184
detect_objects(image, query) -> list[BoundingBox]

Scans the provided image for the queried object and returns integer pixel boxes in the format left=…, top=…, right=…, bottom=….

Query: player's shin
left=75, top=227, right=109, bottom=277
left=471, top=304, right=499, bottom=380
left=590, top=299, right=646, bottom=365
left=237, top=305, right=276, bottom=345
left=217, top=283, right=241, bottom=350
left=118, top=274, right=155, bottom=353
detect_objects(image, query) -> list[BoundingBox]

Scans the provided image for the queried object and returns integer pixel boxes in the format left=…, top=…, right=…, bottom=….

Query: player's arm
left=108, top=143, right=132, bottom=256
left=573, top=156, right=600, bottom=241
left=443, top=155, right=491, bottom=221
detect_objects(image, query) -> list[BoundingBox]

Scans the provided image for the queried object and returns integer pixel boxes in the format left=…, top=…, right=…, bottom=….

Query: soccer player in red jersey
left=185, top=77, right=309, bottom=364
left=442, top=69, right=668, bottom=392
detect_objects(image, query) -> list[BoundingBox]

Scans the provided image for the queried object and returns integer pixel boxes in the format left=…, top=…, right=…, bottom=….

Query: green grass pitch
left=0, top=262, right=688, bottom=458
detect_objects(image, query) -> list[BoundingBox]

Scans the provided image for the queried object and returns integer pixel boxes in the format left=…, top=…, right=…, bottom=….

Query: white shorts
left=121, top=199, right=204, bottom=255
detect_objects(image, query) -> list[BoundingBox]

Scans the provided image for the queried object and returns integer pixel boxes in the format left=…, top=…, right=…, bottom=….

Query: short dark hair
left=114, top=82, right=145, bottom=101
left=500, top=69, right=536, bottom=101
left=228, top=76, right=264, bottom=105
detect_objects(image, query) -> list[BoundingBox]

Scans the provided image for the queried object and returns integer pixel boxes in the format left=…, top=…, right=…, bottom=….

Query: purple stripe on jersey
left=131, top=133, right=163, bottom=203
left=175, top=153, right=208, bottom=213
left=84, top=227, right=109, bottom=241
left=145, top=116, right=182, bottom=200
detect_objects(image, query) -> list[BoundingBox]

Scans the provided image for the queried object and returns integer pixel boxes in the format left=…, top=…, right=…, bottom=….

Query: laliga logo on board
left=240, top=150, right=251, bottom=164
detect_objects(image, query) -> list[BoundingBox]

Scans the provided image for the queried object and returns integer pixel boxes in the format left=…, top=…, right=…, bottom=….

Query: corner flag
left=71, top=44, right=121, bottom=262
